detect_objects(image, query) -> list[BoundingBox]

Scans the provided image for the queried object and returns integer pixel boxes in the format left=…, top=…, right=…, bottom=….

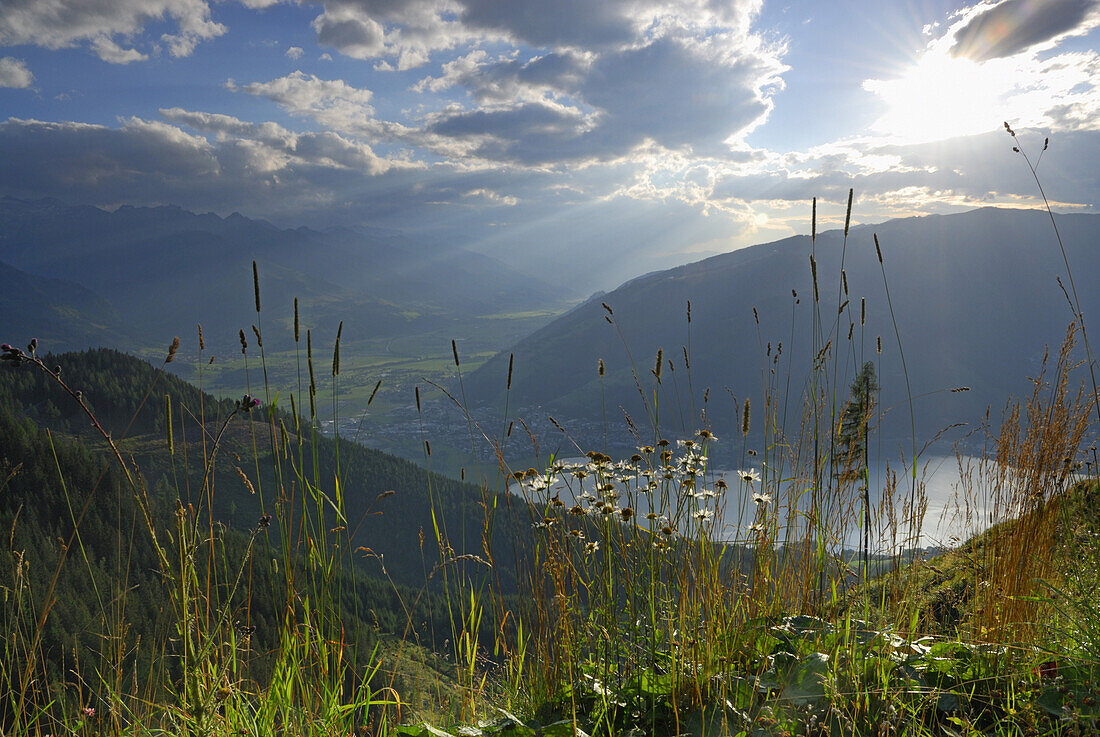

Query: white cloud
left=286, top=45, right=304, bottom=59
left=270, top=0, right=787, bottom=169
left=229, top=71, right=384, bottom=137
left=0, top=0, right=226, bottom=62
left=0, top=56, right=33, bottom=88
left=160, top=106, right=392, bottom=173
left=92, top=36, right=149, bottom=64
left=310, top=0, right=480, bottom=70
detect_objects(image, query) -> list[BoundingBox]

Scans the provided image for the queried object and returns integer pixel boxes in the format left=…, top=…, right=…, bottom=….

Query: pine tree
left=836, top=361, right=878, bottom=480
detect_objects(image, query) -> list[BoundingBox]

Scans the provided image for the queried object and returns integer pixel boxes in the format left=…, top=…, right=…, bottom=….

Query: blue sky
left=1, top=0, right=1098, bottom=291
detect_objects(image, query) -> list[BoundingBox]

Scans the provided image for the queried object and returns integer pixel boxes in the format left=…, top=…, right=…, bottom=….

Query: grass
left=2, top=132, right=1099, bottom=735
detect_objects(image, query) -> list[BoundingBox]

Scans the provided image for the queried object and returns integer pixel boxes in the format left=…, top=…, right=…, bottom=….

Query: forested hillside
left=0, top=346, right=522, bottom=725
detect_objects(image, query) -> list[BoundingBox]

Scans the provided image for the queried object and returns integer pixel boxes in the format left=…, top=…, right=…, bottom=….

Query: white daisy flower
left=738, top=468, right=761, bottom=483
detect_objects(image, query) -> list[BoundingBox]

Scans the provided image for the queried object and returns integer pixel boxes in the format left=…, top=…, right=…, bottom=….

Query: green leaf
left=395, top=724, right=456, bottom=737
left=538, top=721, right=590, bottom=737
left=1035, top=687, right=1064, bottom=716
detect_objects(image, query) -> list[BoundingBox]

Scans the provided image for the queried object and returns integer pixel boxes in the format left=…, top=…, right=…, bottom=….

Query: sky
left=1, top=0, right=1099, bottom=292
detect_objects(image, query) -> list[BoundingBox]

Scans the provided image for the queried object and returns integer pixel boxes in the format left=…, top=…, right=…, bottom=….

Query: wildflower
left=585, top=541, right=599, bottom=554
left=258, top=513, right=272, bottom=528
left=752, top=492, right=772, bottom=505
left=620, top=507, right=634, bottom=520
left=694, top=509, right=714, bottom=522
left=715, top=479, right=728, bottom=491
left=238, top=394, right=261, bottom=412
left=1, top=343, right=27, bottom=363
left=696, top=429, right=717, bottom=441
left=738, top=468, right=761, bottom=483
left=748, top=522, right=765, bottom=533
left=661, top=525, right=676, bottom=537
left=81, top=707, right=95, bottom=718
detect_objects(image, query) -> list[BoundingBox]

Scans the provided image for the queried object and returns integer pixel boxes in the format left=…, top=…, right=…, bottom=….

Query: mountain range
left=0, top=196, right=562, bottom=353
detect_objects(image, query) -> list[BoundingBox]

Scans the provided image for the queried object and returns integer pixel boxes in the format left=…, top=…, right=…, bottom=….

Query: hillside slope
left=466, top=207, right=1100, bottom=452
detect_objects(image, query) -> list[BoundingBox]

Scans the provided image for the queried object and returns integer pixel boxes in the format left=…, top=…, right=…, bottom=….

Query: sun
left=862, top=49, right=1025, bottom=144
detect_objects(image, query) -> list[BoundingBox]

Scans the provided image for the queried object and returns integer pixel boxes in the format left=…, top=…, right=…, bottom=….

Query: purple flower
left=1, top=344, right=26, bottom=363
left=237, top=394, right=261, bottom=412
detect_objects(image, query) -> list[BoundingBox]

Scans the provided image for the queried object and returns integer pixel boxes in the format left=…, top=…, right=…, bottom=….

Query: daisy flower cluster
left=512, top=430, right=768, bottom=551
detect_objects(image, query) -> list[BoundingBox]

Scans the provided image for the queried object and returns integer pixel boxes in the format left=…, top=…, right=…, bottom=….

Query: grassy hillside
left=0, top=343, right=529, bottom=735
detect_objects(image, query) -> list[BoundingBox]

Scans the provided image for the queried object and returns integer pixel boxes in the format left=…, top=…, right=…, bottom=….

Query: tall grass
left=477, top=190, right=1098, bottom=736
left=0, top=273, right=406, bottom=736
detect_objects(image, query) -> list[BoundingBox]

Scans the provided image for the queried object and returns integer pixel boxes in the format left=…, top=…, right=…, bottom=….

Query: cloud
left=160, top=106, right=391, bottom=173
left=951, top=0, right=1100, bottom=61
left=228, top=71, right=388, bottom=138
left=92, top=36, right=149, bottom=64
left=408, top=33, right=784, bottom=165
left=457, top=0, right=637, bottom=49
left=414, top=49, right=593, bottom=104
left=310, top=0, right=479, bottom=70
left=0, top=118, right=219, bottom=196
left=0, top=115, right=413, bottom=221
left=0, top=57, right=33, bottom=88
left=286, top=45, right=304, bottom=59
left=0, top=0, right=226, bottom=62
left=223, top=0, right=782, bottom=174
